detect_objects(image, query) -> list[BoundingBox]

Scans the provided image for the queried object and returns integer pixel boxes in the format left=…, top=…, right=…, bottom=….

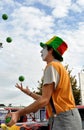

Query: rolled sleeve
left=43, top=65, right=59, bottom=88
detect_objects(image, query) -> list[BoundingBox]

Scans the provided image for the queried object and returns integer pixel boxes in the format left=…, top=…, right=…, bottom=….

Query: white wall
left=79, top=72, right=84, bottom=105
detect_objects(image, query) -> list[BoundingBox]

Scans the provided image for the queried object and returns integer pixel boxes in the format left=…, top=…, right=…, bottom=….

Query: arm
left=6, top=83, right=54, bottom=127
left=15, top=83, right=41, bottom=100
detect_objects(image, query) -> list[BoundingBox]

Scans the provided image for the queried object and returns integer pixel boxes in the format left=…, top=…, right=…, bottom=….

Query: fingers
left=6, top=112, right=19, bottom=127
left=6, top=119, right=15, bottom=127
left=15, top=83, right=19, bottom=88
left=6, top=116, right=16, bottom=127
left=5, top=113, right=13, bottom=126
left=26, top=86, right=29, bottom=90
left=26, top=86, right=30, bottom=91
left=20, top=83, right=23, bottom=90
left=15, top=83, right=30, bottom=93
left=15, top=83, right=22, bottom=89
left=26, top=86, right=28, bottom=89
left=15, top=83, right=24, bottom=93
left=5, top=112, right=12, bottom=119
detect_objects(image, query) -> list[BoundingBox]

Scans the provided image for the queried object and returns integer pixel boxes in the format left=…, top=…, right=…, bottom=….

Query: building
left=79, top=71, right=84, bottom=105
left=0, top=106, right=47, bottom=124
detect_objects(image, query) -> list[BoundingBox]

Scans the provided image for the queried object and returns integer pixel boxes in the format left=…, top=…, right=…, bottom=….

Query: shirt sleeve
left=43, top=65, right=59, bottom=88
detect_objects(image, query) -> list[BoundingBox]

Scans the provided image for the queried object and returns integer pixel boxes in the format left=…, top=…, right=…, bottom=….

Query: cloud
left=0, top=0, right=84, bottom=106
left=51, top=0, right=71, bottom=18
left=10, top=6, right=54, bottom=37
left=77, top=0, right=84, bottom=7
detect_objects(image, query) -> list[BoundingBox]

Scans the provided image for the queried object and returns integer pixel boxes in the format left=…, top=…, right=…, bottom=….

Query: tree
left=0, top=104, right=5, bottom=107
left=65, top=65, right=81, bottom=105
left=35, top=65, right=81, bottom=105
left=8, top=104, right=12, bottom=107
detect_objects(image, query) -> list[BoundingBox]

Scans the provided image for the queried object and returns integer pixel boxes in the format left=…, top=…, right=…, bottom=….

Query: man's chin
left=41, top=58, right=45, bottom=61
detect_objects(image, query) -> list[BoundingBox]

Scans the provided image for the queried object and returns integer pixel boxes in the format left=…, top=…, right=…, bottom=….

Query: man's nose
left=40, top=49, right=43, bottom=53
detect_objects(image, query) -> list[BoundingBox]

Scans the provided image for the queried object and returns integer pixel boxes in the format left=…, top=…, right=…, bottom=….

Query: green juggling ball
left=2, top=14, right=8, bottom=20
left=19, top=76, right=25, bottom=82
left=5, top=117, right=11, bottom=123
left=6, top=37, right=12, bottom=43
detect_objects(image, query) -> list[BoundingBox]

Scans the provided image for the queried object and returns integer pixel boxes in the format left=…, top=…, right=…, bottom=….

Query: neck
left=46, top=57, right=55, bottom=64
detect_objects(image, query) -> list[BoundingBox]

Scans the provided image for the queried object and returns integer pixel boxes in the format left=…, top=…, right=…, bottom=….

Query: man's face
left=40, top=46, right=48, bottom=61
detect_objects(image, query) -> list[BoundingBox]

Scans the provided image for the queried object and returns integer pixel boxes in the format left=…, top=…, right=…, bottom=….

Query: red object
left=46, top=110, right=49, bottom=119
left=57, top=42, right=68, bottom=55
left=20, top=123, right=42, bottom=130
left=77, top=105, right=84, bottom=109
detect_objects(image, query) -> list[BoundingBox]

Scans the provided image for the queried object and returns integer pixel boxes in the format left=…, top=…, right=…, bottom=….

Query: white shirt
left=43, top=65, right=60, bottom=88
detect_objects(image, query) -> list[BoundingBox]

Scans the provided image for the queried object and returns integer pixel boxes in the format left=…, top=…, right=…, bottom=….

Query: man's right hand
left=15, top=83, right=31, bottom=95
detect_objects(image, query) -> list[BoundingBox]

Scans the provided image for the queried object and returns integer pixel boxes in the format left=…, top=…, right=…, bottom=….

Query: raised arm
left=15, top=83, right=41, bottom=100
left=6, top=83, right=54, bottom=127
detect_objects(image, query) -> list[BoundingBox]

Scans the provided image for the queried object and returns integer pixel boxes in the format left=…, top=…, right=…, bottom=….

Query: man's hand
left=15, top=83, right=31, bottom=95
left=5, top=111, right=20, bottom=127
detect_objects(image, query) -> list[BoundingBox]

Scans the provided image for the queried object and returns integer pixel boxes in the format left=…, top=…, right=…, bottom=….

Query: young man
left=6, top=36, right=82, bottom=130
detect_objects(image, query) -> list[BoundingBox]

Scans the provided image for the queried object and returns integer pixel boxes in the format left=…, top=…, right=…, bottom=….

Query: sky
left=0, top=0, right=84, bottom=106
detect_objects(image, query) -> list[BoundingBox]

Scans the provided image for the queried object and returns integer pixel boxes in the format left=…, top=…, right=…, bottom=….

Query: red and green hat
left=40, top=36, right=68, bottom=61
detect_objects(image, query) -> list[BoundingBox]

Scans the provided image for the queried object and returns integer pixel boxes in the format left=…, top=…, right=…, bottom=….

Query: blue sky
left=0, top=0, right=84, bottom=106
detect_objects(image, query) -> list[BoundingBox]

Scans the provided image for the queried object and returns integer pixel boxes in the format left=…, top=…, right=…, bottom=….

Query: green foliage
left=36, top=65, right=81, bottom=105
left=65, top=65, right=81, bottom=105
left=36, top=79, right=43, bottom=95
left=0, top=104, right=5, bottom=107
